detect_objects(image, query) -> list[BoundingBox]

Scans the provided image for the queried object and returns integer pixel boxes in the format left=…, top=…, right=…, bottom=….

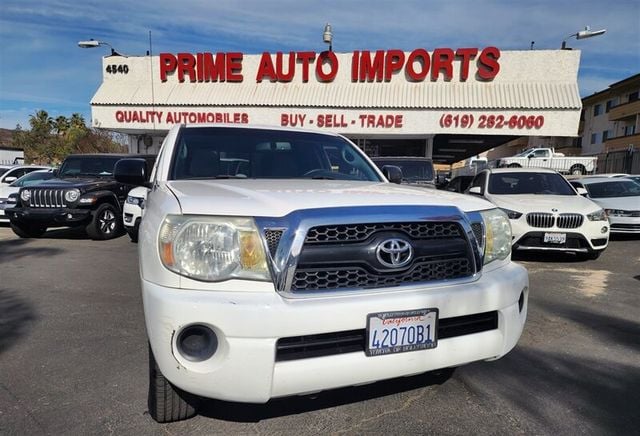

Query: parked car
left=370, top=156, right=435, bottom=187
left=467, top=168, right=609, bottom=259
left=441, top=175, right=474, bottom=193
left=0, top=164, right=50, bottom=186
left=623, top=175, right=640, bottom=185
left=121, top=155, right=156, bottom=242
left=0, top=169, right=55, bottom=222
left=495, top=148, right=597, bottom=176
left=570, top=177, right=640, bottom=234
left=4, top=154, right=154, bottom=240
left=114, top=124, right=528, bottom=423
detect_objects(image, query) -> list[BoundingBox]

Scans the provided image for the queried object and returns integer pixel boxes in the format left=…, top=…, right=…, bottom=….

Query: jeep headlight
left=20, top=189, right=31, bottom=202
left=158, top=215, right=270, bottom=282
left=480, top=208, right=511, bottom=264
left=65, top=189, right=80, bottom=203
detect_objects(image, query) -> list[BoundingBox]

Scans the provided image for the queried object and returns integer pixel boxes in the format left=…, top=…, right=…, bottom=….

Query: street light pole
left=561, top=26, right=606, bottom=49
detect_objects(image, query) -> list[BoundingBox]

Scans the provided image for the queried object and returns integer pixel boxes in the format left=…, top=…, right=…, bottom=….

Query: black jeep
left=5, top=154, right=154, bottom=240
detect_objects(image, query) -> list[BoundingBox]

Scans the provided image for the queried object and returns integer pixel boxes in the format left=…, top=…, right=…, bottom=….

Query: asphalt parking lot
left=0, top=225, right=639, bottom=435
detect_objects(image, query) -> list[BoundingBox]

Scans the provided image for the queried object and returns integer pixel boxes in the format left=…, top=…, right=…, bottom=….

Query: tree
left=54, top=116, right=70, bottom=135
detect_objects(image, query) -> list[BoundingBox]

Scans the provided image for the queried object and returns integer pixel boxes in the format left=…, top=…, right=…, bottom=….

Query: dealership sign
left=158, top=48, right=501, bottom=83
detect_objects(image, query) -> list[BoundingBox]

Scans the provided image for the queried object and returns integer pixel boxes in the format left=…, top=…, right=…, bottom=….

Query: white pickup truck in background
left=495, top=148, right=597, bottom=175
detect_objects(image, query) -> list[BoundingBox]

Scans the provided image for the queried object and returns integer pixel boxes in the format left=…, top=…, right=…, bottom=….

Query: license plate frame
left=543, top=232, right=567, bottom=244
left=366, top=308, right=438, bottom=357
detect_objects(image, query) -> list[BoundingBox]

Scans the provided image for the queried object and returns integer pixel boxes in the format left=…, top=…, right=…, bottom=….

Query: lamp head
left=78, top=40, right=101, bottom=48
left=323, top=23, right=333, bottom=44
left=576, top=27, right=606, bottom=39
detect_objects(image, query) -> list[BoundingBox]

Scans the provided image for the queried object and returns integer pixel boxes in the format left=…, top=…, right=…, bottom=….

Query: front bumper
left=608, top=216, right=640, bottom=234
left=510, top=217, right=609, bottom=252
left=144, top=262, right=528, bottom=403
left=4, top=207, right=92, bottom=225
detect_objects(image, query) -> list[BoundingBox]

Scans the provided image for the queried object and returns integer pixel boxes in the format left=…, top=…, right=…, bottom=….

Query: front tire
left=86, top=203, right=122, bottom=240
left=508, top=163, right=521, bottom=168
left=570, top=165, right=586, bottom=176
left=10, top=222, right=47, bottom=238
left=148, top=344, right=200, bottom=423
left=580, top=250, right=602, bottom=260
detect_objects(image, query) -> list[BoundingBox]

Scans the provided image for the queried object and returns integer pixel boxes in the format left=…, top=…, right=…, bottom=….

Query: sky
left=0, top=0, right=638, bottom=130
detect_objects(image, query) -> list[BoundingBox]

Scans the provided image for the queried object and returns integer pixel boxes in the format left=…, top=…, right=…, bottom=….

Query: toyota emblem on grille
left=376, top=238, right=413, bottom=269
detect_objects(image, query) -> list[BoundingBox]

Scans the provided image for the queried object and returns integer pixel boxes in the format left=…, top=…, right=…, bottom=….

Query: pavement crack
left=0, top=381, right=48, bottom=434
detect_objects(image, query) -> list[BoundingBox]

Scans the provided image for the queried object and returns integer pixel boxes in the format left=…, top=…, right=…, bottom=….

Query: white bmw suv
left=467, top=168, right=609, bottom=259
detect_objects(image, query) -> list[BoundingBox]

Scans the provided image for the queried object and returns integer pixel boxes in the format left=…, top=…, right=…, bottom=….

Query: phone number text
left=439, top=113, right=545, bottom=129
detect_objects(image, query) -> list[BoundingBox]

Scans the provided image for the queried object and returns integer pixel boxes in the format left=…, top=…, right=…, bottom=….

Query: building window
left=591, top=133, right=600, bottom=144
left=629, top=91, right=639, bottom=102
left=624, top=125, right=636, bottom=136
left=593, top=104, right=602, bottom=117
left=602, top=130, right=609, bottom=142
left=606, top=100, right=616, bottom=112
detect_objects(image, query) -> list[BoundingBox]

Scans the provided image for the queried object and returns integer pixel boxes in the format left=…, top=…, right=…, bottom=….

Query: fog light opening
left=601, top=226, right=608, bottom=234
left=176, top=324, right=218, bottom=362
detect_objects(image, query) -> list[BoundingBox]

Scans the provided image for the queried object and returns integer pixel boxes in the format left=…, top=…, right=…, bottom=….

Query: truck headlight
left=587, top=209, right=607, bottom=221
left=158, top=215, right=270, bottom=282
left=480, top=208, right=511, bottom=264
left=65, top=189, right=80, bottom=203
left=20, top=189, right=31, bottom=202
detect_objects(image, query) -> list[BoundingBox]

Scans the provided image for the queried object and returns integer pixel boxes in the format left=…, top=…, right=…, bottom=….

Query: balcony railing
left=604, top=132, right=640, bottom=152
left=608, top=99, right=640, bottom=121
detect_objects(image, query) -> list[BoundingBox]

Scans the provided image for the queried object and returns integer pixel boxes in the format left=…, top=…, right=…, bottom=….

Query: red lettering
left=226, top=52, right=243, bottom=82
left=395, top=115, right=403, bottom=128
left=296, top=52, right=316, bottom=82
left=159, top=53, right=177, bottom=82
left=359, top=50, right=385, bottom=82
left=478, top=46, right=500, bottom=80
left=176, top=53, right=196, bottom=82
left=197, top=113, right=207, bottom=123
left=455, top=48, right=478, bottom=81
left=276, top=52, right=295, bottom=82
left=406, top=49, right=430, bottom=81
left=202, top=52, right=226, bottom=82
left=316, top=51, right=338, bottom=82
left=115, top=111, right=124, bottom=122
left=431, top=48, right=454, bottom=81
left=351, top=51, right=359, bottom=81
left=384, top=50, right=405, bottom=81
left=256, top=52, right=276, bottom=82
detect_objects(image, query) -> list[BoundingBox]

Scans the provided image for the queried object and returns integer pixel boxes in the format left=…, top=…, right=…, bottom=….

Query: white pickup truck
left=496, top=148, right=597, bottom=175
left=114, top=124, right=529, bottom=423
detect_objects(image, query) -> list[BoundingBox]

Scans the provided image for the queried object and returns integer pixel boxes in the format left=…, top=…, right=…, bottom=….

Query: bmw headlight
left=499, top=208, right=523, bottom=220
left=587, top=209, right=607, bottom=221
left=480, top=208, right=512, bottom=264
left=65, top=189, right=80, bottom=203
left=20, top=189, right=31, bottom=202
left=126, top=195, right=144, bottom=208
left=158, top=215, right=270, bottom=282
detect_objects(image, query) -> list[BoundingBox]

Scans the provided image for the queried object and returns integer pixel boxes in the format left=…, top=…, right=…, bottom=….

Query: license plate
left=366, top=308, right=438, bottom=357
left=543, top=232, right=566, bottom=244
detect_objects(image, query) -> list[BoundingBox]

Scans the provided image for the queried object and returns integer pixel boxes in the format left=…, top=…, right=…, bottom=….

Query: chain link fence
left=595, top=149, right=639, bottom=174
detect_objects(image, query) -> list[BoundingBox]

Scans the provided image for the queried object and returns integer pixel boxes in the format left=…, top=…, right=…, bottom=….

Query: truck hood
left=26, top=177, right=113, bottom=190
left=487, top=194, right=601, bottom=214
left=166, top=180, right=494, bottom=217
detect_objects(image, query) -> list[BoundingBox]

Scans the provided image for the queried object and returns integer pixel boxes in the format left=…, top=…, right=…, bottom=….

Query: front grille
left=292, top=221, right=475, bottom=293
left=526, top=213, right=554, bottom=228
left=556, top=213, right=583, bottom=229
left=611, top=223, right=640, bottom=230
left=275, top=311, right=499, bottom=361
left=292, top=258, right=472, bottom=292
left=28, top=189, right=66, bottom=208
left=471, top=222, right=483, bottom=248
left=305, top=222, right=461, bottom=244
left=264, top=229, right=284, bottom=257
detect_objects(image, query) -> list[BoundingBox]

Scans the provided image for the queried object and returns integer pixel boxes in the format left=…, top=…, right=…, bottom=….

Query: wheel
left=148, top=344, right=200, bottom=423
left=10, top=222, right=47, bottom=238
left=570, top=165, right=586, bottom=176
left=127, top=229, right=138, bottom=243
left=86, top=203, right=122, bottom=240
left=507, top=163, right=521, bottom=168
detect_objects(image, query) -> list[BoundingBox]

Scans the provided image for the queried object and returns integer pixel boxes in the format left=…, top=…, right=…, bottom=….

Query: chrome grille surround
left=526, top=212, right=554, bottom=228
left=556, top=213, right=584, bottom=229
left=28, top=189, right=66, bottom=208
left=255, top=206, right=484, bottom=297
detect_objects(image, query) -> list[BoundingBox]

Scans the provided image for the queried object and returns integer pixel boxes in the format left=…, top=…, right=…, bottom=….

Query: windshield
left=372, top=159, right=434, bottom=182
left=488, top=172, right=576, bottom=195
left=10, top=171, right=55, bottom=187
left=0, top=168, right=9, bottom=176
left=59, top=157, right=122, bottom=177
left=513, top=150, right=531, bottom=157
left=171, top=127, right=382, bottom=181
left=585, top=180, right=640, bottom=198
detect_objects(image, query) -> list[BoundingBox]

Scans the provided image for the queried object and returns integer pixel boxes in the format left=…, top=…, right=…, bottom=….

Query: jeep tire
left=86, top=203, right=122, bottom=240
left=148, top=344, right=200, bottom=423
left=10, top=222, right=47, bottom=238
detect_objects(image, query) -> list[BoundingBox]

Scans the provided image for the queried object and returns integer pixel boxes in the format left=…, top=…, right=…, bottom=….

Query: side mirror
left=4, top=176, right=17, bottom=183
left=52, top=169, right=59, bottom=177
left=115, top=158, right=148, bottom=186
left=576, top=187, right=588, bottom=196
left=468, top=186, right=483, bottom=196
left=381, top=165, right=403, bottom=184
left=527, top=154, right=534, bottom=159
